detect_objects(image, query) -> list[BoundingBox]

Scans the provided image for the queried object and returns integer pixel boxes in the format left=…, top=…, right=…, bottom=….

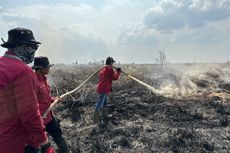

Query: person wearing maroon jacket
left=30, top=56, right=70, bottom=153
left=94, top=57, right=121, bottom=124
left=0, top=28, right=54, bottom=153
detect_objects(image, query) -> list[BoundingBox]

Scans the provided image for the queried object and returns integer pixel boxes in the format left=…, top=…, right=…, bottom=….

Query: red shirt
left=0, top=51, right=47, bottom=153
left=35, top=72, right=55, bottom=125
left=97, top=66, right=120, bottom=94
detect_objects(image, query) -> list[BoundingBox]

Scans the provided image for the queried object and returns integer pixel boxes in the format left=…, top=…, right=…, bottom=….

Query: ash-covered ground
left=49, top=63, right=230, bottom=153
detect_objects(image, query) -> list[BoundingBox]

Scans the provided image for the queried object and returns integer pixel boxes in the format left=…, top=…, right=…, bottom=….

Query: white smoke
left=148, top=63, right=230, bottom=97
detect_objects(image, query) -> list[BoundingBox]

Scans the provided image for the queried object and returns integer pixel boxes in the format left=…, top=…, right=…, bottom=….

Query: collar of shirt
left=5, top=51, right=16, bottom=55
left=3, top=51, right=22, bottom=61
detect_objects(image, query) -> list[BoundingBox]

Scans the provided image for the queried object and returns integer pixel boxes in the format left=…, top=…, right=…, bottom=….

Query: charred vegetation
left=49, top=63, right=230, bottom=153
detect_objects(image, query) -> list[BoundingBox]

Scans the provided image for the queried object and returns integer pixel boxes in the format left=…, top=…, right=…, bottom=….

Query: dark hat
left=32, top=56, right=54, bottom=69
left=1, top=27, right=41, bottom=48
left=106, top=56, right=116, bottom=65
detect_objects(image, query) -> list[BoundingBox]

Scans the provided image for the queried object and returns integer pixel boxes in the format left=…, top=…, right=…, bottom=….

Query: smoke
left=151, top=67, right=197, bottom=97
left=158, top=74, right=198, bottom=97
left=148, top=63, right=230, bottom=97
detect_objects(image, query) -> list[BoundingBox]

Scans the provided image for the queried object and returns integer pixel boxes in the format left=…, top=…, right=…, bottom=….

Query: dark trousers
left=25, top=118, right=69, bottom=153
left=46, top=118, right=65, bottom=144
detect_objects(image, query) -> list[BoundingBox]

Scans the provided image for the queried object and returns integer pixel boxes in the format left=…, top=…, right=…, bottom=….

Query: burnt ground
left=50, top=64, right=230, bottom=153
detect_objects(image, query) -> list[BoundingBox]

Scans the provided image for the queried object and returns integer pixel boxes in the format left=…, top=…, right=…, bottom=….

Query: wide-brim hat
left=1, top=27, right=41, bottom=48
left=32, top=56, right=54, bottom=69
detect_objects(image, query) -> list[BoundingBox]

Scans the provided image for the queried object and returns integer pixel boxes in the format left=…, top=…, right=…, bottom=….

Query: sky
left=0, top=0, right=230, bottom=64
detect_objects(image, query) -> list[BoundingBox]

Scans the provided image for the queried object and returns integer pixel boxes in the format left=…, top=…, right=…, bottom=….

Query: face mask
left=10, top=44, right=38, bottom=64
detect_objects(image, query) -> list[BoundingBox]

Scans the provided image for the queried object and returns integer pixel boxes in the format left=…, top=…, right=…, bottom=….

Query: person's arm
left=47, top=81, right=63, bottom=103
left=109, top=67, right=121, bottom=80
left=13, top=70, right=48, bottom=144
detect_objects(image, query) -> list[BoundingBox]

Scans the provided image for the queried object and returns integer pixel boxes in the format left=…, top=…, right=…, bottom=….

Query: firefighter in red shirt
left=0, top=28, right=54, bottom=153
left=94, top=57, right=121, bottom=124
left=30, top=56, right=70, bottom=153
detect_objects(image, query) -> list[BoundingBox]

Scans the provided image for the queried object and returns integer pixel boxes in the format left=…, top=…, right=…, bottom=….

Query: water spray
left=116, top=67, right=161, bottom=94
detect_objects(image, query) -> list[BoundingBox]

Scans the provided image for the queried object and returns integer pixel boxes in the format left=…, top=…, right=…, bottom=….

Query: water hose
left=42, top=66, right=159, bottom=118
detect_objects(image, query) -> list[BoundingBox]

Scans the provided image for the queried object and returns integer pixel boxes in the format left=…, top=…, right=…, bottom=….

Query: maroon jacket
left=97, top=66, right=120, bottom=94
left=35, top=72, right=56, bottom=125
left=0, top=51, right=47, bottom=153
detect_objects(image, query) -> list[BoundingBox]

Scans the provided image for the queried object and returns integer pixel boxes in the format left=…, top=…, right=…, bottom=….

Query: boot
left=93, top=111, right=100, bottom=124
left=102, top=108, right=108, bottom=124
left=56, top=140, right=70, bottom=153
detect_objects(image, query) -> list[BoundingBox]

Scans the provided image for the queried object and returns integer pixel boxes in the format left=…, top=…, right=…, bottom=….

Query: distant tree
left=156, top=50, right=166, bottom=69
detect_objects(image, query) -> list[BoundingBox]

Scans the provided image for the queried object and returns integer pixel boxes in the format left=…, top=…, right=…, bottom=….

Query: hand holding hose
left=57, top=96, right=64, bottom=103
left=116, top=67, right=121, bottom=72
left=41, top=142, right=55, bottom=153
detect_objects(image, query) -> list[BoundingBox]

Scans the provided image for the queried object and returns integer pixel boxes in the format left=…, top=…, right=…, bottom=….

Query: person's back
left=97, top=66, right=120, bottom=94
left=0, top=54, right=41, bottom=152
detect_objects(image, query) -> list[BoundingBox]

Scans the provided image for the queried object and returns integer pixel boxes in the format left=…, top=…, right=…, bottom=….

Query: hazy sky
left=0, top=0, right=230, bottom=64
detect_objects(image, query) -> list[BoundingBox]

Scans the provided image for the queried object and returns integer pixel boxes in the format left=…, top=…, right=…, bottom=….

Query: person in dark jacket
left=32, top=56, right=70, bottom=153
left=0, top=27, right=54, bottom=153
left=94, top=57, right=121, bottom=124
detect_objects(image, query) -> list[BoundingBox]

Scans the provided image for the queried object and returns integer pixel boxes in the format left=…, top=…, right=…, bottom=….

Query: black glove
left=116, top=67, right=121, bottom=72
left=24, top=145, right=40, bottom=153
left=41, top=142, right=55, bottom=153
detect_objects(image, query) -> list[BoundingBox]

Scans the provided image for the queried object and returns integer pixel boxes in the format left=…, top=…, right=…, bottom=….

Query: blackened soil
left=54, top=85, right=230, bottom=153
